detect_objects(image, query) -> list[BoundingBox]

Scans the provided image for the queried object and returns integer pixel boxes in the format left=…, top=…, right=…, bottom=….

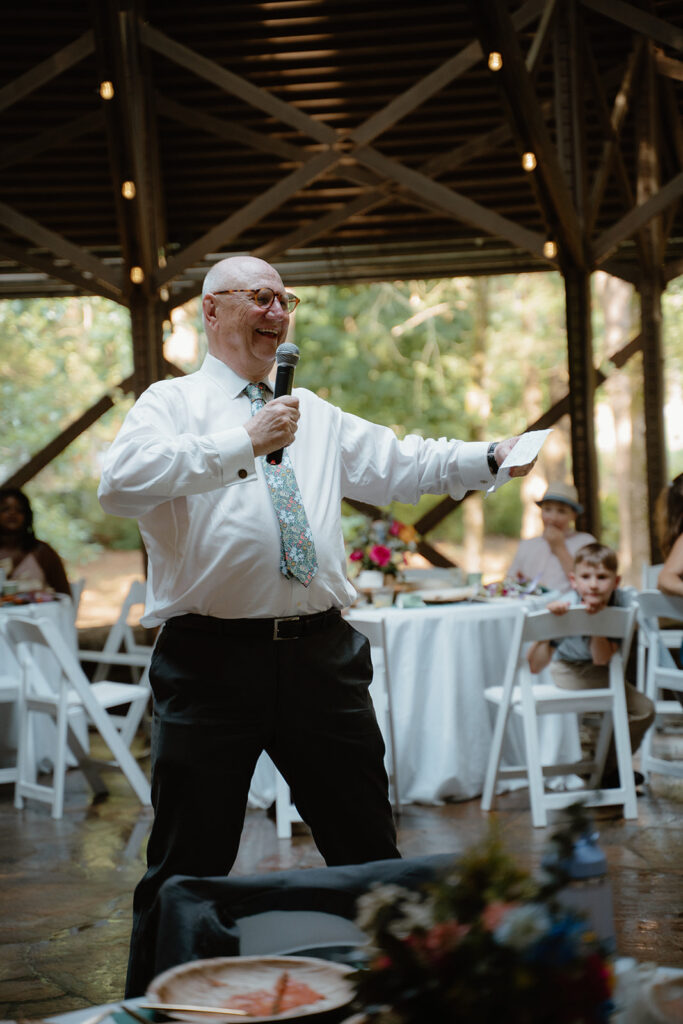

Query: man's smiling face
left=202, top=257, right=291, bottom=381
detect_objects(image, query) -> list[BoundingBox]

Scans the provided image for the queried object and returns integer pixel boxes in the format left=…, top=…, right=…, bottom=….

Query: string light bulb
left=543, top=239, right=558, bottom=260
left=121, top=180, right=136, bottom=199
left=99, top=80, right=115, bottom=100
left=522, top=151, right=537, bottom=171
left=130, top=266, right=144, bottom=284
left=488, top=52, right=503, bottom=71
left=160, top=286, right=169, bottom=302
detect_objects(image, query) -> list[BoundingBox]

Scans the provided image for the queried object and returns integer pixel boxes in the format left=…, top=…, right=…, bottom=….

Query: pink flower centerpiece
left=345, top=513, right=418, bottom=578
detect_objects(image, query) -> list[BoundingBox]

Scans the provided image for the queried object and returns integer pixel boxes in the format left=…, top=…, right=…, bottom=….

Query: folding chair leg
left=51, top=700, right=69, bottom=819
left=14, top=688, right=29, bottom=810
left=590, top=714, right=612, bottom=788
left=83, top=698, right=151, bottom=806
left=481, top=699, right=510, bottom=811
left=481, top=611, right=527, bottom=813
left=66, top=721, right=108, bottom=797
left=117, top=696, right=149, bottom=748
left=519, top=689, right=548, bottom=828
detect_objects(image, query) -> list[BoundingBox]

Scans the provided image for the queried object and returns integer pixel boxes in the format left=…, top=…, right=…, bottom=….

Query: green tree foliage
left=293, top=275, right=568, bottom=541
left=1, top=274, right=681, bottom=572
left=0, top=297, right=134, bottom=564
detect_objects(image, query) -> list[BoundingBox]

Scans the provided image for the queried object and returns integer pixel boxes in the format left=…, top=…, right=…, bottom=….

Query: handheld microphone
left=266, top=341, right=300, bottom=465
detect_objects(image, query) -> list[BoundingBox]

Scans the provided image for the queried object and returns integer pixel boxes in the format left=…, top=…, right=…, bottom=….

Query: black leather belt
left=167, top=608, right=342, bottom=641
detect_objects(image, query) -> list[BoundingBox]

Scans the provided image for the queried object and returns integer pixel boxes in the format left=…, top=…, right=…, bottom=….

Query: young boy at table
left=526, top=542, right=655, bottom=789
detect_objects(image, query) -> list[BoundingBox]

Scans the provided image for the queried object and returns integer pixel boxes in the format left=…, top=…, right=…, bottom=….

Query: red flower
left=349, top=549, right=364, bottom=562
left=369, top=544, right=393, bottom=567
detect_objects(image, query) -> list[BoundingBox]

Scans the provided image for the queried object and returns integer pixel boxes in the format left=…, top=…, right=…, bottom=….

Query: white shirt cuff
left=213, top=426, right=257, bottom=486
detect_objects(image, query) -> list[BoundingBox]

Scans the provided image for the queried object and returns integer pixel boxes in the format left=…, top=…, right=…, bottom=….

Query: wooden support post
left=553, top=6, right=599, bottom=536
left=564, top=267, right=600, bottom=537
left=130, top=292, right=165, bottom=397
left=636, top=42, right=667, bottom=564
left=639, top=277, right=667, bottom=564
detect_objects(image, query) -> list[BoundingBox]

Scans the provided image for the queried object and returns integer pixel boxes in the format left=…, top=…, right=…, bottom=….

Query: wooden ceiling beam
left=655, top=78, right=683, bottom=266
left=140, top=21, right=338, bottom=146
left=664, top=258, right=683, bottom=283
left=348, top=0, right=547, bottom=148
left=0, top=31, right=94, bottom=114
left=0, top=199, right=122, bottom=292
left=654, top=48, right=683, bottom=83
left=592, top=169, right=683, bottom=264
left=91, top=1, right=141, bottom=288
left=0, top=239, right=124, bottom=304
left=0, top=111, right=103, bottom=172
left=118, top=8, right=165, bottom=287
left=353, top=146, right=546, bottom=257
left=579, top=0, right=683, bottom=55
left=253, top=191, right=390, bottom=260
left=159, top=148, right=344, bottom=286
left=258, top=23, right=563, bottom=268
left=585, top=39, right=642, bottom=236
left=155, top=95, right=306, bottom=163
left=465, top=0, right=585, bottom=267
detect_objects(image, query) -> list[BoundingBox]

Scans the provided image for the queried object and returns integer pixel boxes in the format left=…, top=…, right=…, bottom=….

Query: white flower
left=355, top=884, right=435, bottom=937
left=493, top=903, right=552, bottom=951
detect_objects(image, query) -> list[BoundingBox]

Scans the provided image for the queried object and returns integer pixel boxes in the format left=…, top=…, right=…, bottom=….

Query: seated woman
left=507, top=480, right=595, bottom=592
left=0, top=487, right=71, bottom=595
left=657, top=472, right=683, bottom=597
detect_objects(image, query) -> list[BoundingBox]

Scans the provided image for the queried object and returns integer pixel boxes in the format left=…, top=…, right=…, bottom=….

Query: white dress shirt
left=98, top=353, right=496, bottom=626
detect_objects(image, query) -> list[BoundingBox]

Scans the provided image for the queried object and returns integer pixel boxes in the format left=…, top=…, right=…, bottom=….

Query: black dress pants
left=125, top=611, right=399, bottom=996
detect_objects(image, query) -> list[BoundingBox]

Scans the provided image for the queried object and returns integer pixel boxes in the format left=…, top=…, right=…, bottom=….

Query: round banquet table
left=0, top=594, right=88, bottom=778
left=248, top=597, right=581, bottom=809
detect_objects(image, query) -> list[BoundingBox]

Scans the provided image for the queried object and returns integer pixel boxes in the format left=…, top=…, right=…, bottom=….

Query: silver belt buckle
left=273, top=615, right=300, bottom=640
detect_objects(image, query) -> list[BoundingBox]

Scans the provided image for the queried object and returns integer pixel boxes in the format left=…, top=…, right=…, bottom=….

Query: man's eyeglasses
left=212, top=287, right=300, bottom=313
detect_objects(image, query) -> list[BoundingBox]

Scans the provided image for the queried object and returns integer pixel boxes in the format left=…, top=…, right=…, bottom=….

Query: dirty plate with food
left=145, top=955, right=356, bottom=1023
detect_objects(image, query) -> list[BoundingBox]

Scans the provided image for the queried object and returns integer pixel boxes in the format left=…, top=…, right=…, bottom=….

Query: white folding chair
left=481, top=605, right=638, bottom=827
left=636, top=564, right=666, bottom=692
left=6, top=614, right=151, bottom=818
left=79, top=579, right=153, bottom=685
left=635, top=590, right=683, bottom=781
left=0, top=621, right=20, bottom=785
left=273, top=613, right=401, bottom=839
left=68, top=578, right=86, bottom=622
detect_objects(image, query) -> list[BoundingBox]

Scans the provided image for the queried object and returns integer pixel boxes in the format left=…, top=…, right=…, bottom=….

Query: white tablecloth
left=248, top=598, right=581, bottom=808
left=0, top=595, right=87, bottom=776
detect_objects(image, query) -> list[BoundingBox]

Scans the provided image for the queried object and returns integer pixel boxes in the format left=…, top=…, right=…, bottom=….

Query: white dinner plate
left=146, top=955, right=356, bottom=1023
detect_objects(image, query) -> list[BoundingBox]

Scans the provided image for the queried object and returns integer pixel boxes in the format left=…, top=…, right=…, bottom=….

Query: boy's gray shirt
left=552, top=586, right=636, bottom=663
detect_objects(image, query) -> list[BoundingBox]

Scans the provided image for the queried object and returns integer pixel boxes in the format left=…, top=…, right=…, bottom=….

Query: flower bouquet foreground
left=350, top=823, right=614, bottom=1024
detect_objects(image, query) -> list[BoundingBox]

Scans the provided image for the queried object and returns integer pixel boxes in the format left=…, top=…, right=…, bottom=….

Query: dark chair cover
left=144, top=853, right=456, bottom=991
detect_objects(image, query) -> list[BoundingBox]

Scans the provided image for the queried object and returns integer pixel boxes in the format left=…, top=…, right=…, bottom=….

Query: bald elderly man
left=99, top=255, right=535, bottom=994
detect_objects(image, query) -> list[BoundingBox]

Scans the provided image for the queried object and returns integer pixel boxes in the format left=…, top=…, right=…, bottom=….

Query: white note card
left=487, top=428, right=553, bottom=494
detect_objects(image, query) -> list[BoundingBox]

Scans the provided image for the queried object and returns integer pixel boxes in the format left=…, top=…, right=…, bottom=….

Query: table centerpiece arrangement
left=343, top=513, right=419, bottom=591
left=350, top=807, right=615, bottom=1024
left=478, top=572, right=552, bottom=600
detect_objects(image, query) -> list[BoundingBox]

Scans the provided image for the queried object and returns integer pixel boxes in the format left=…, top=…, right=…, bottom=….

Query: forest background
left=1, top=269, right=682, bottom=607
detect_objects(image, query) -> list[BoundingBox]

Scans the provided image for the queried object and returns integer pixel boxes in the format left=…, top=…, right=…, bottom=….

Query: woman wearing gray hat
left=507, top=481, right=596, bottom=593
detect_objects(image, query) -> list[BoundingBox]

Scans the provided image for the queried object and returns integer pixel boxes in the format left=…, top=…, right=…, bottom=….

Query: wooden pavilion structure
left=2, top=0, right=682, bottom=562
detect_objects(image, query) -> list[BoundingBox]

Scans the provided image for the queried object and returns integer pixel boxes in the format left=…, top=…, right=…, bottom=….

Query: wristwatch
left=487, top=441, right=499, bottom=476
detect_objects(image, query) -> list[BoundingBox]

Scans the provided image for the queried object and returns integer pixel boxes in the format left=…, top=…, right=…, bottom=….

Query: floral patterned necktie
left=245, top=383, right=318, bottom=587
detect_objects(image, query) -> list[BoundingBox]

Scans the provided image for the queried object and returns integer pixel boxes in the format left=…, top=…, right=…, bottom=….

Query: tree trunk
left=595, top=272, right=648, bottom=583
